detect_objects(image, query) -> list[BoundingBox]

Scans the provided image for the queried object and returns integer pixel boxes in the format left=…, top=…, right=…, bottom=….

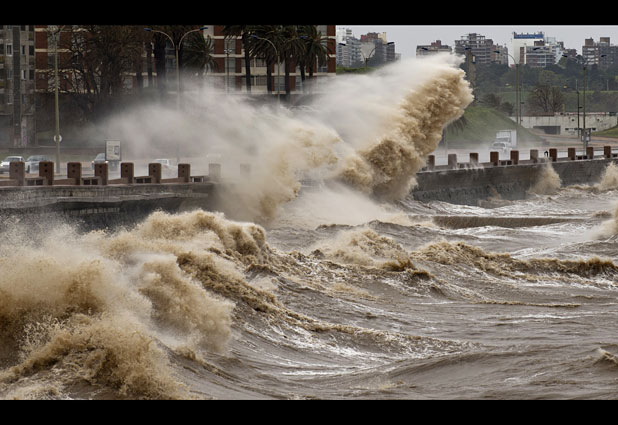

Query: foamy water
left=2, top=55, right=618, bottom=399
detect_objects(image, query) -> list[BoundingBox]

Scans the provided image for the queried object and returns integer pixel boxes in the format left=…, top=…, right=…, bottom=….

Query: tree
left=527, top=84, right=565, bottom=114
left=223, top=25, right=254, bottom=93
left=299, top=25, right=331, bottom=92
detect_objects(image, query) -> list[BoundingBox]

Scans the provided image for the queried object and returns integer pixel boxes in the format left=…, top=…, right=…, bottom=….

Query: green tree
left=223, top=25, right=255, bottom=93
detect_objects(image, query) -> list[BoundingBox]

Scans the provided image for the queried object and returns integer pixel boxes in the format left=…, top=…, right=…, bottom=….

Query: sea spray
left=336, top=58, right=474, bottom=200
left=527, top=163, right=561, bottom=195
left=596, top=162, right=618, bottom=192
left=103, top=55, right=473, bottom=224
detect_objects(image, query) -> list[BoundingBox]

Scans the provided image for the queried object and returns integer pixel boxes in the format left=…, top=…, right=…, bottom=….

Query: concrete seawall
left=412, top=150, right=618, bottom=206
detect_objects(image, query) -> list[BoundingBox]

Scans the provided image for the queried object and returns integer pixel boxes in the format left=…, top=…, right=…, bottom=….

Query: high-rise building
left=454, top=33, right=496, bottom=65
left=206, top=25, right=337, bottom=94
left=416, top=40, right=451, bottom=56
left=0, top=25, right=35, bottom=147
left=336, top=27, right=363, bottom=67
left=583, top=37, right=618, bottom=68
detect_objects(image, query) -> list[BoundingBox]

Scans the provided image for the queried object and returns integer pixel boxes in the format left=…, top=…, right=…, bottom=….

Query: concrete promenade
left=0, top=144, right=616, bottom=228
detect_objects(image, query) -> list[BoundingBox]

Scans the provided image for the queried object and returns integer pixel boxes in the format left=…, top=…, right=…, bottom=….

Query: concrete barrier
left=448, top=154, right=458, bottom=169
left=586, top=146, right=594, bottom=159
left=209, top=163, right=221, bottom=182
left=530, top=149, right=539, bottom=163
left=568, top=148, right=576, bottom=160
left=490, top=151, right=499, bottom=166
left=469, top=153, right=478, bottom=166
left=549, top=148, right=557, bottom=162
left=427, top=155, right=435, bottom=171
left=94, top=162, right=108, bottom=185
left=67, top=162, right=82, bottom=185
left=510, top=150, right=519, bottom=165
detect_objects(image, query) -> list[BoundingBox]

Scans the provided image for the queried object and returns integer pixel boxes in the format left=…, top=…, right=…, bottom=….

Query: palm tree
left=223, top=25, right=254, bottom=93
left=182, top=32, right=218, bottom=79
left=280, top=26, right=306, bottom=97
left=298, top=26, right=331, bottom=93
left=246, top=25, right=282, bottom=95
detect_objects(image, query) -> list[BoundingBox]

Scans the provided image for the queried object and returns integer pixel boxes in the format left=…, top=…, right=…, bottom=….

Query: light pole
left=562, top=53, right=606, bottom=148
left=250, top=35, right=280, bottom=103
left=360, top=46, right=376, bottom=70
left=145, top=26, right=208, bottom=162
left=224, top=48, right=233, bottom=93
left=495, top=49, right=520, bottom=127
left=49, top=25, right=64, bottom=174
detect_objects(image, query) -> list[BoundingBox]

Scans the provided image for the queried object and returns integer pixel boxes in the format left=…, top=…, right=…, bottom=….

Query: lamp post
left=224, top=47, right=233, bottom=93
left=145, top=26, right=208, bottom=163
left=495, top=49, right=520, bottom=127
left=360, top=46, right=376, bottom=70
left=251, top=35, right=280, bottom=102
left=49, top=25, right=64, bottom=174
left=562, top=53, right=606, bottom=148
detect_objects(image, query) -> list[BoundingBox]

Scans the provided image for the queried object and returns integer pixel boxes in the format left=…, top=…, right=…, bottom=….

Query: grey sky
left=343, top=25, right=618, bottom=59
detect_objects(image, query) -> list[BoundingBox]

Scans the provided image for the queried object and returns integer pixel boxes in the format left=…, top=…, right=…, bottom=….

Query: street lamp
left=360, top=46, right=376, bottom=70
left=494, top=49, right=521, bottom=127
left=224, top=47, right=233, bottom=93
left=49, top=25, right=64, bottom=174
left=562, top=53, right=606, bottom=148
left=145, top=26, right=208, bottom=163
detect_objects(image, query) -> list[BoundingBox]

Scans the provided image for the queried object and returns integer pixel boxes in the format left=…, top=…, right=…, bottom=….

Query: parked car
left=91, top=153, right=106, bottom=170
left=91, top=153, right=120, bottom=171
left=153, top=158, right=173, bottom=170
left=25, top=155, right=52, bottom=173
left=0, top=155, right=24, bottom=174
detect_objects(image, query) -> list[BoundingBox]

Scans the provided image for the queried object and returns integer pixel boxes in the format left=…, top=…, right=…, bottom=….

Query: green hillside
left=593, top=125, right=618, bottom=138
left=444, top=106, right=544, bottom=147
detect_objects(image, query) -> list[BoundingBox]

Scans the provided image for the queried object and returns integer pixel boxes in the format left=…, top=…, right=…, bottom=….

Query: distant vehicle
left=91, top=152, right=106, bottom=170
left=153, top=158, right=173, bottom=170
left=91, top=152, right=119, bottom=171
left=25, top=155, right=52, bottom=173
left=491, top=130, right=517, bottom=153
left=0, top=155, right=24, bottom=174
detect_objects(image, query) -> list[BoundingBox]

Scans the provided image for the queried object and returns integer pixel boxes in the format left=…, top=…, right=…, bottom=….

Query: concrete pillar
left=148, top=163, right=162, bottom=183
left=604, top=146, right=612, bottom=158
left=530, top=149, right=539, bottom=163
left=9, top=161, right=24, bottom=186
left=39, top=161, right=54, bottom=185
left=209, top=163, right=221, bottom=181
left=448, top=154, right=458, bottom=169
left=67, top=162, right=82, bottom=185
left=510, top=150, right=519, bottom=165
left=469, top=152, right=478, bottom=166
left=121, top=162, right=134, bottom=183
left=178, top=163, right=191, bottom=183
left=490, top=151, right=499, bottom=166
left=586, top=146, right=594, bottom=159
left=240, top=163, right=251, bottom=177
left=426, top=155, right=435, bottom=170
left=94, top=162, right=108, bottom=185
left=549, top=148, right=557, bottom=162
left=568, top=147, right=576, bottom=160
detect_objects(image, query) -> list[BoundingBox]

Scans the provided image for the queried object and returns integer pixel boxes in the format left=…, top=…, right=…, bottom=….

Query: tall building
left=511, top=32, right=544, bottom=65
left=359, top=32, right=397, bottom=66
left=206, top=25, right=337, bottom=94
left=336, top=27, right=363, bottom=67
left=416, top=40, right=451, bottom=56
left=0, top=25, right=36, bottom=147
left=454, top=33, right=496, bottom=65
left=583, top=37, right=618, bottom=68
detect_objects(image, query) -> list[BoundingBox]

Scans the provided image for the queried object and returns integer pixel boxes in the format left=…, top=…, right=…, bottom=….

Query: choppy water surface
left=1, top=181, right=617, bottom=400
left=1, top=54, right=617, bottom=399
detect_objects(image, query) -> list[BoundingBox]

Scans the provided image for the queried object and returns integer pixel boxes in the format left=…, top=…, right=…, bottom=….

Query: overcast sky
left=343, top=26, right=618, bottom=59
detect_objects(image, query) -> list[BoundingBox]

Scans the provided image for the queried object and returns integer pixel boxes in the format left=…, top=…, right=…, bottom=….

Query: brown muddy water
left=1, top=55, right=617, bottom=399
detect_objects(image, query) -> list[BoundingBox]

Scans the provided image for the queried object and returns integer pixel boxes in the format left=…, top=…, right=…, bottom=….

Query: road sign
left=105, top=140, right=121, bottom=161
left=53, top=134, right=62, bottom=143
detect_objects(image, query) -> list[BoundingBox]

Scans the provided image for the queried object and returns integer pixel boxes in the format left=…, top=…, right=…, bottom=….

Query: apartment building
left=205, top=25, right=337, bottom=94
left=454, top=33, right=496, bottom=65
left=583, top=37, right=618, bottom=68
left=0, top=25, right=36, bottom=147
left=416, top=40, right=451, bottom=56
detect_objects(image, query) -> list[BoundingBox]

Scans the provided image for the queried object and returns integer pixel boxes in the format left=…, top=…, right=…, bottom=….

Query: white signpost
left=105, top=140, right=121, bottom=161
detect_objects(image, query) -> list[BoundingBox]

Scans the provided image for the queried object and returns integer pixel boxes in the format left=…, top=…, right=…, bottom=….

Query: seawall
left=412, top=148, right=618, bottom=206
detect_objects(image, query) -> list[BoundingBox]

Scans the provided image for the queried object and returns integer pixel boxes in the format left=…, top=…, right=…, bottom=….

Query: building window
left=6, top=44, right=11, bottom=55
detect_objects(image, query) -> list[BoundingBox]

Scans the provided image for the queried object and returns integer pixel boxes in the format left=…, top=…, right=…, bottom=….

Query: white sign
left=105, top=140, right=121, bottom=161
left=54, top=134, right=62, bottom=143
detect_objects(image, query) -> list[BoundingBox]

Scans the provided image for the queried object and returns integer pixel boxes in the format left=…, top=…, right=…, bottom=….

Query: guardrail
left=0, top=161, right=245, bottom=187
left=421, top=145, right=618, bottom=172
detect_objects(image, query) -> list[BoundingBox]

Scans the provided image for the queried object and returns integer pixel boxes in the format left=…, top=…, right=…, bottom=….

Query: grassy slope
left=445, top=106, right=544, bottom=147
